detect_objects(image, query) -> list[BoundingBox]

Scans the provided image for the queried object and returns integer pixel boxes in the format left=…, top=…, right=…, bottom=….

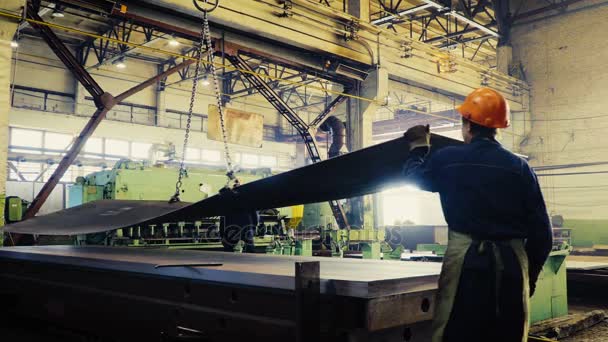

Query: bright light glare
left=10, top=41, right=18, bottom=48
left=115, top=61, right=126, bottom=69
left=169, top=38, right=180, bottom=47
left=380, top=185, right=446, bottom=226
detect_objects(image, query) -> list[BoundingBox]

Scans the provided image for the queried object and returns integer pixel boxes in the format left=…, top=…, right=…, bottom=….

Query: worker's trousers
left=431, top=230, right=530, bottom=342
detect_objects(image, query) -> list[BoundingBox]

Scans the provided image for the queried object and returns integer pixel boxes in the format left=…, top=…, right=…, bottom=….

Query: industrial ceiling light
left=371, top=4, right=434, bottom=25
left=169, top=36, right=180, bottom=47
left=419, top=0, right=448, bottom=10
left=114, top=58, right=127, bottom=69
left=201, top=75, right=211, bottom=86
left=51, top=4, right=65, bottom=18
left=446, top=11, right=500, bottom=38
left=10, top=40, right=19, bottom=48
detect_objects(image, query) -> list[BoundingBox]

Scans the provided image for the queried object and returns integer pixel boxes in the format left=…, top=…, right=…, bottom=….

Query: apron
left=431, top=230, right=530, bottom=342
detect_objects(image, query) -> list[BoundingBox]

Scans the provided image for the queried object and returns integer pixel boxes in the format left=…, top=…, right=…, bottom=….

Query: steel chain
left=202, top=12, right=237, bottom=184
left=170, top=21, right=207, bottom=203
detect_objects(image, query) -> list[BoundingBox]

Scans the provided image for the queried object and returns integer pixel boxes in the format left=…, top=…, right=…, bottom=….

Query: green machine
left=301, top=201, right=391, bottom=259
left=400, top=232, right=571, bottom=324
left=529, top=243, right=571, bottom=324
left=69, top=160, right=309, bottom=255
left=4, top=196, right=29, bottom=224
left=1, top=196, right=30, bottom=246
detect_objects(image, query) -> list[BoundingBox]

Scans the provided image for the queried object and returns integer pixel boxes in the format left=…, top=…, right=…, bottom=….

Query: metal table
left=0, top=246, right=441, bottom=342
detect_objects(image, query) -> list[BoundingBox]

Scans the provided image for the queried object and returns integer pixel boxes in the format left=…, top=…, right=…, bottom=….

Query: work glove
left=404, top=125, right=431, bottom=152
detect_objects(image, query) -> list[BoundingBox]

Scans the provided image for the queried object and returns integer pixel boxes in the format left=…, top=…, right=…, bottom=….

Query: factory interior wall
left=12, top=37, right=282, bottom=124
left=13, top=37, right=75, bottom=94
left=8, top=37, right=296, bottom=159
left=0, top=1, right=21, bottom=226
left=9, top=107, right=296, bottom=162
left=512, top=0, right=608, bottom=245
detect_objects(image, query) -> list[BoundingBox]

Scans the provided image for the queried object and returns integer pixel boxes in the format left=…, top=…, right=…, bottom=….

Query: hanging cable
left=201, top=9, right=239, bottom=188
left=169, top=14, right=208, bottom=203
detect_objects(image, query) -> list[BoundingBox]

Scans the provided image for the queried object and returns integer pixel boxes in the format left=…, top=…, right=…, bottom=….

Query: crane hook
left=193, top=0, right=219, bottom=13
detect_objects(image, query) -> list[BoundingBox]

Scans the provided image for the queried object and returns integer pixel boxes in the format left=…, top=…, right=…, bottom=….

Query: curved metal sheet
left=5, top=200, right=189, bottom=235
left=6, top=134, right=461, bottom=235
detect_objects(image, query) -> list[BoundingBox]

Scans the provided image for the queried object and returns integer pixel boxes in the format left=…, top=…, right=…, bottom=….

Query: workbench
left=0, top=246, right=441, bottom=342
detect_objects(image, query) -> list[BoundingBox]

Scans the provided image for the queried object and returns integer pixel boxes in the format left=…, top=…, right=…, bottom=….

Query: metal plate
left=567, top=256, right=608, bottom=271
left=137, top=134, right=460, bottom=226
left=0, top=246, right=440, bottom=298
left=6, top=134, right=461, bottom=235
left=5, top=200, right=189, bottom=235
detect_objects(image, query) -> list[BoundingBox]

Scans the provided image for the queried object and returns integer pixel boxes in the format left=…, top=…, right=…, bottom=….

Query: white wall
left=512, top=0, right=608, bottom=219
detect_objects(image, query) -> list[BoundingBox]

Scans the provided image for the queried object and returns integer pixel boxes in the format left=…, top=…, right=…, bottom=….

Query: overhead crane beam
left=107, top=0, right=529, bottom=110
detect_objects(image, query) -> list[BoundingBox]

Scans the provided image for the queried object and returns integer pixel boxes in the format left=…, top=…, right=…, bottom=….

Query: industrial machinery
left=0, top=1, right=465, bottom=340
left=4, top=196, right=29, bottom=224
left=301, top=201, right=390, bottom=259
left=68, top=160, right=308, bottom=254
left=68, top=160, right=391, bottom=258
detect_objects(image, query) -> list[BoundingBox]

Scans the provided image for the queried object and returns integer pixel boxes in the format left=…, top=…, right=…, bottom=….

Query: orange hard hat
left=456, top=88, right=510, bottom=128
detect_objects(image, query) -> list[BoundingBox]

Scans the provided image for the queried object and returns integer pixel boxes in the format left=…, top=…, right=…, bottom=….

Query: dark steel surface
left=7, top=201, right=189, bottom=235
left=8, top=134, right=460, bottom=235
left=0, top=246, right=438, bottom=340
left=295, top=262, right=321, bottom=342
left=0, top=246, right=440, bottom=298
left=138, top=134, right=458, bottom=225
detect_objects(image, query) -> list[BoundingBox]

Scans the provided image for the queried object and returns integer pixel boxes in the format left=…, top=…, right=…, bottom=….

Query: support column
left=73, top=81, right=87, bottom=116
left=0, top=1, right=22, bottom=229
left=347, top=67, right=388, bottom=229
left=497, top=45, right=513, bottom=75
left=347, top=0, right=370, bottom=22
left=494, top=0, right=513, bottom=75
left=156, top=89, right=167, bottom=127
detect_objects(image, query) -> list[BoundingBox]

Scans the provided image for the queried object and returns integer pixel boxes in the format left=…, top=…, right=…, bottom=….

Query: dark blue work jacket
left=404, top=136, right=553, bottom=280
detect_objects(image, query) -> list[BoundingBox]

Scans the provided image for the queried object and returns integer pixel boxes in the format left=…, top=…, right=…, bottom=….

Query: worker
left=402, top=88, right=553, bottom=342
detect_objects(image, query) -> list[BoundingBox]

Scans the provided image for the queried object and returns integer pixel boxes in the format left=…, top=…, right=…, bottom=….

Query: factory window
left=10, top=128, right=43, bottom=152
left=44, top=132, right=72, bottom=155
left=131, top=142, right=152, bottom=160
left=44, top=164, right=73, bottom=183
left=105, top=139, right=130, bottom=158
left=241, top=153, right=259, bottom=167
left=185, top=147, right=201, bottom=162
left=201, top=149, right=221, bottom=163
left=260, top=155, right=277, bottom=168
left=10, top=162, right=42, bottom=181
left=84, top=137, right=103, bottom=159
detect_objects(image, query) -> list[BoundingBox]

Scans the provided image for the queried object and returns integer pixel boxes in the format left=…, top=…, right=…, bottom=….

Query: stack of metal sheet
left=0, top=246, right=441, bottom=341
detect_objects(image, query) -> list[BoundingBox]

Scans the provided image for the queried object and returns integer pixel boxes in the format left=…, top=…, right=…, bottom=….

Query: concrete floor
left=561, top=321, right=608, bottom=342
left=560, top=300, right=608, bottom=341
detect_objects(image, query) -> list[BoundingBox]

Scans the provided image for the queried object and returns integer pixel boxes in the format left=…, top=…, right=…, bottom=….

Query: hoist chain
left=171, top=2, right=237, bottom=203
left=202, top=11, right=239, bottom=187
left=170, top=20, right=207, bottom=203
